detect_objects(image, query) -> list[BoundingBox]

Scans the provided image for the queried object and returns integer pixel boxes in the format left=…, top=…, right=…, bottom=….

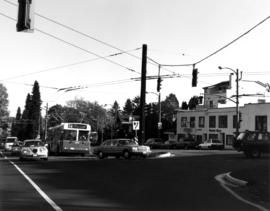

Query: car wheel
left=123, top=150, right=131, bottom=159
left=98, top=151, right=105, bottom=159
left=250, top=148, right=261, bottom=158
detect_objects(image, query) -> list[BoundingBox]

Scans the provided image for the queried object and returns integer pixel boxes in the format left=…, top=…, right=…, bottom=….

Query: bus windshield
left=62, top=130, right=77, bottom=141
left=79, top=131, right=89, bottom=142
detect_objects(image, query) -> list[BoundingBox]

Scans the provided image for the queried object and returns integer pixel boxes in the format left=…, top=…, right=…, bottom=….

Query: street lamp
left=218, top=66, right=242, bottom=137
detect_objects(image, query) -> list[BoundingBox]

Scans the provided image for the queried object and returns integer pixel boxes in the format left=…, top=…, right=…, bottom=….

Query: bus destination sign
left=68, top=124, right=87, bottom=129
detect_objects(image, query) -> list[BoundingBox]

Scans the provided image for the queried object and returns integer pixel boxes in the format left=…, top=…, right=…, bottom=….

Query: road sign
left=133, top=121, right=140, bottom=130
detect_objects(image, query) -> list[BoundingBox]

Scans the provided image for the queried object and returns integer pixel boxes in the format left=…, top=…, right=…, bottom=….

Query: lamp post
left=218, top=66, right=242, bottom=137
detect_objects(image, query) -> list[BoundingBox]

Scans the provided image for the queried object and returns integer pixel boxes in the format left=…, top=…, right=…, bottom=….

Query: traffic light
left=192, top=67, right=198, bottom=87
left=144, top=105, right=149, bottom=116
left=157, top=77, right=162, bottom=92
left=17, top=0, right=34, bottom=32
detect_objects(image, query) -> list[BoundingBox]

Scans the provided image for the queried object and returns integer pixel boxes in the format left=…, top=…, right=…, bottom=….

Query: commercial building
left=176, top=81, right=270, bottom=149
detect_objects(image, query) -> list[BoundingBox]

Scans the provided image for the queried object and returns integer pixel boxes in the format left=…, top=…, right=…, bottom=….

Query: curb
left=224, top=172, right=248, bottom=186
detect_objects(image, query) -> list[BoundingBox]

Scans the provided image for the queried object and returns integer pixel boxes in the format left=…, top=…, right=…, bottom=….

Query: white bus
left=47, top=123, right=91, bottom=155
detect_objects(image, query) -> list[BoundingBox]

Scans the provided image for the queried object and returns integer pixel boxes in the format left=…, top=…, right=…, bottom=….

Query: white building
left=176, top=102, right=270, bottom=148
left=176, top=80, right=270, bottom=149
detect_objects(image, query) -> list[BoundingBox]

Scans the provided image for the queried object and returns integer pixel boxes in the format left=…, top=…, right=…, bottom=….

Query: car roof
left=24, top=139, right=41, bottom=142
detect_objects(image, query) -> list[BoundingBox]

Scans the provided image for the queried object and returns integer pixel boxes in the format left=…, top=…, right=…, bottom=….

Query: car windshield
left=212, top=140, right=221, bottom=143
left=24, top=141, right=43, bottom=147
left=6, top=138, right=16, bottom=143
left=237, top=132, right=246, bottom=140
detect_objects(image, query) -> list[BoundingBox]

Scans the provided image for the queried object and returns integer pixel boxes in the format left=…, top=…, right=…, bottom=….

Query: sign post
left=132, top=121, right=140, bottom=139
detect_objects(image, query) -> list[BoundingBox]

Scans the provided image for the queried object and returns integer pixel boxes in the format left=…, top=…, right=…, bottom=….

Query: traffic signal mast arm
left=242, top=80, right=270, bottom=92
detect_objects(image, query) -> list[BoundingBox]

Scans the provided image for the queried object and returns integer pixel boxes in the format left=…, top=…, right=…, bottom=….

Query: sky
left=0, top=0, right=270, bottom=117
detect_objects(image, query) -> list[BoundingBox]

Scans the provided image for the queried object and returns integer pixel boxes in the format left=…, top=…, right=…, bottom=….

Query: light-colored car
left=20, top=140, right=48, bottom=161
left=198, top=139, right=224, bottom=150
left=93, top=138, right=151, bottom=159
left=4, top=137, right=18, bottom=151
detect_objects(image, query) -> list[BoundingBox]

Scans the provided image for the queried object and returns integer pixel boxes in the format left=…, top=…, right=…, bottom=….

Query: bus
left=47, top=123, right=91, bottom=155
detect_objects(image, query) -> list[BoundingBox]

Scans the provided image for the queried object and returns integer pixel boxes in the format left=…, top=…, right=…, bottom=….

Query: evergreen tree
left=123, top=98, right=133, bottom=115
left=181, top=101, right=189, bottom=110
left=30, top=81, right=41, bottom=138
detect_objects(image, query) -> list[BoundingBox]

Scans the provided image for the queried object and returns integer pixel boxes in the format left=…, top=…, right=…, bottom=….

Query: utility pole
left=140, top=44, right=147, bottom=145
left=235, top=69, right=240, bottom=137
left=44, top=102, right=48, bottom=140
left=219, top=66, right=242, bottom=137
left=157, top=64, right=162, bottom=137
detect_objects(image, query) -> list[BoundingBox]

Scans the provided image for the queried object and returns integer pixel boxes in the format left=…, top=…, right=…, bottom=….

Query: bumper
left=20, top=154, right=48, bottom=160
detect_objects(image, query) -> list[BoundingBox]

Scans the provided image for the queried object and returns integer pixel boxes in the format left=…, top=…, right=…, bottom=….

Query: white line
left=215, top=173, right=269, bottom=211
left=4, top=155, right=63, bottom=211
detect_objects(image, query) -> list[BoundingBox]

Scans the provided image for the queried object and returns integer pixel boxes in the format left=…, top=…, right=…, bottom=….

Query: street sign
left=133, top=121, right=140, bottom=130
left=158, top=122, right=162, bottom=129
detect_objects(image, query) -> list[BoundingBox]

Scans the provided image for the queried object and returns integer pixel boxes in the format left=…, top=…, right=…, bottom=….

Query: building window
left=181, top=117, right=187, bottom=127
left=255, top=116, right=267, bottom=131
left=209, top=101, right=213, bottom=108
left=209, top=116, right=216, bottom=128
left=190, top=117, right=195, bottom=128
left=226, top=135, right=234, bottom=146
left=199, top=116, right=205, bottom=128
left=219, top=115, right=228, bottom=128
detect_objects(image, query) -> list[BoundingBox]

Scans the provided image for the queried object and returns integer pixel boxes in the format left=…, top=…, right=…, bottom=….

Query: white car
left=198, top=139, right=224, bottom=150
left=4, top=137, right=18, bottom=151
left=20, top=140, right=48, bottom=161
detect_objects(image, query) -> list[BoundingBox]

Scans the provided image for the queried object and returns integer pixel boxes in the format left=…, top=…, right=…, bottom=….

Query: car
left=198, top=139, right=224, bottom=150
left=176, top=138, right=200, bottom=149
left=93, top=138, right=151, bottom=159
left=11, top=142, right=23, bottom=155
left=233, top=130, right=270, bottom=158
left=144, top=138, right=164, bottom=149
left=164, top=140, right=178, bottom=149
left=4, top=137, right=18, bottom=152
left=19, top=139, right=48, bottom=161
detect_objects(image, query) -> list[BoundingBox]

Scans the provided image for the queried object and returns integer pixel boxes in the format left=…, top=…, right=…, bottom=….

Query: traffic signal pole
left=140, top=44, right=147, bottom=145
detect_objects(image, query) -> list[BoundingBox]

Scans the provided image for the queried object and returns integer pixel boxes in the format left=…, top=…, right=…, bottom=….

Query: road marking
left=2, top=154, right=63, bottom=211
left=215, top=173, right=269, bottom=211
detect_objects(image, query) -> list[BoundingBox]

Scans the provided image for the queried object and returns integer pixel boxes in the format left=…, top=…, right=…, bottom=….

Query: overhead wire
left=0, top=47, right=141, bottom=81
left=0, top=11, right=141, bottom=78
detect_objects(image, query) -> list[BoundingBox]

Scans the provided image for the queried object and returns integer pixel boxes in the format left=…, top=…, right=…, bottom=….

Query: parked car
left=19, top=139, right=48, bottom=161
left=144, top=138, right=164, bottom=149
left=198, top=139, right=224, bottom=150
left=233, top=130, right=270, bottom=158
left=93, top=138, right=151, bottom=159
left=176, top=138, right=200, bottom=149
left=11, top=142, right=23, bottom=155
left=164, top=140, right=178, bottom=149
left=4, top=137, right=18, bottom=151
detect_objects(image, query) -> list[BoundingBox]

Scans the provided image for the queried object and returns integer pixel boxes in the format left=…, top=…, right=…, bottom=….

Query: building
left=176, top=80, right=270, bottom=149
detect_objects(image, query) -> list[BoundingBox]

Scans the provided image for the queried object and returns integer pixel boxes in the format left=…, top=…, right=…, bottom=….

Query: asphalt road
left=0, top=150, right=268, bottom=211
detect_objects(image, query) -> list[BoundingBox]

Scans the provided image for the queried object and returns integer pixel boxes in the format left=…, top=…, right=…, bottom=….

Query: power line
left=159, top=15, right=270, bottom=67
left=0, top=12, right=141, bottom=76
left=0, top=47, right=140, bottom=81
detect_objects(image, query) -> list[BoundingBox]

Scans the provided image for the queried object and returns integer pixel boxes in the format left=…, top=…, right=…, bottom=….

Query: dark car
left=233, top=130, right=270, bottom=158
left=93, top=138, right=151, bottom=159
left=11, top=142, right=23, bottom=155
left=144, top=138, right=164, bottom=149
left=176, top=138, right=200, bottom=149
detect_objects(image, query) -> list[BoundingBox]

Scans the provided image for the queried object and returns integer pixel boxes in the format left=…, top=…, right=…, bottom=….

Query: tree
left=181, top=101, right=188, bottom=110
left=123, top=99, right=133, bottom=115
left=0, top=83, right=9, bottom=120
left=11, top=107, right=22, bottom=138
left=30, top=81, right=41, bottom=138
left=161, top=94, right=179, bottom=133
left=188, top=96, right=200, bottom=110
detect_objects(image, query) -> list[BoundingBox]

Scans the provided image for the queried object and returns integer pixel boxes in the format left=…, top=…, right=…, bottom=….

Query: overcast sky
left=0, top=0, right=269, bottom=116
